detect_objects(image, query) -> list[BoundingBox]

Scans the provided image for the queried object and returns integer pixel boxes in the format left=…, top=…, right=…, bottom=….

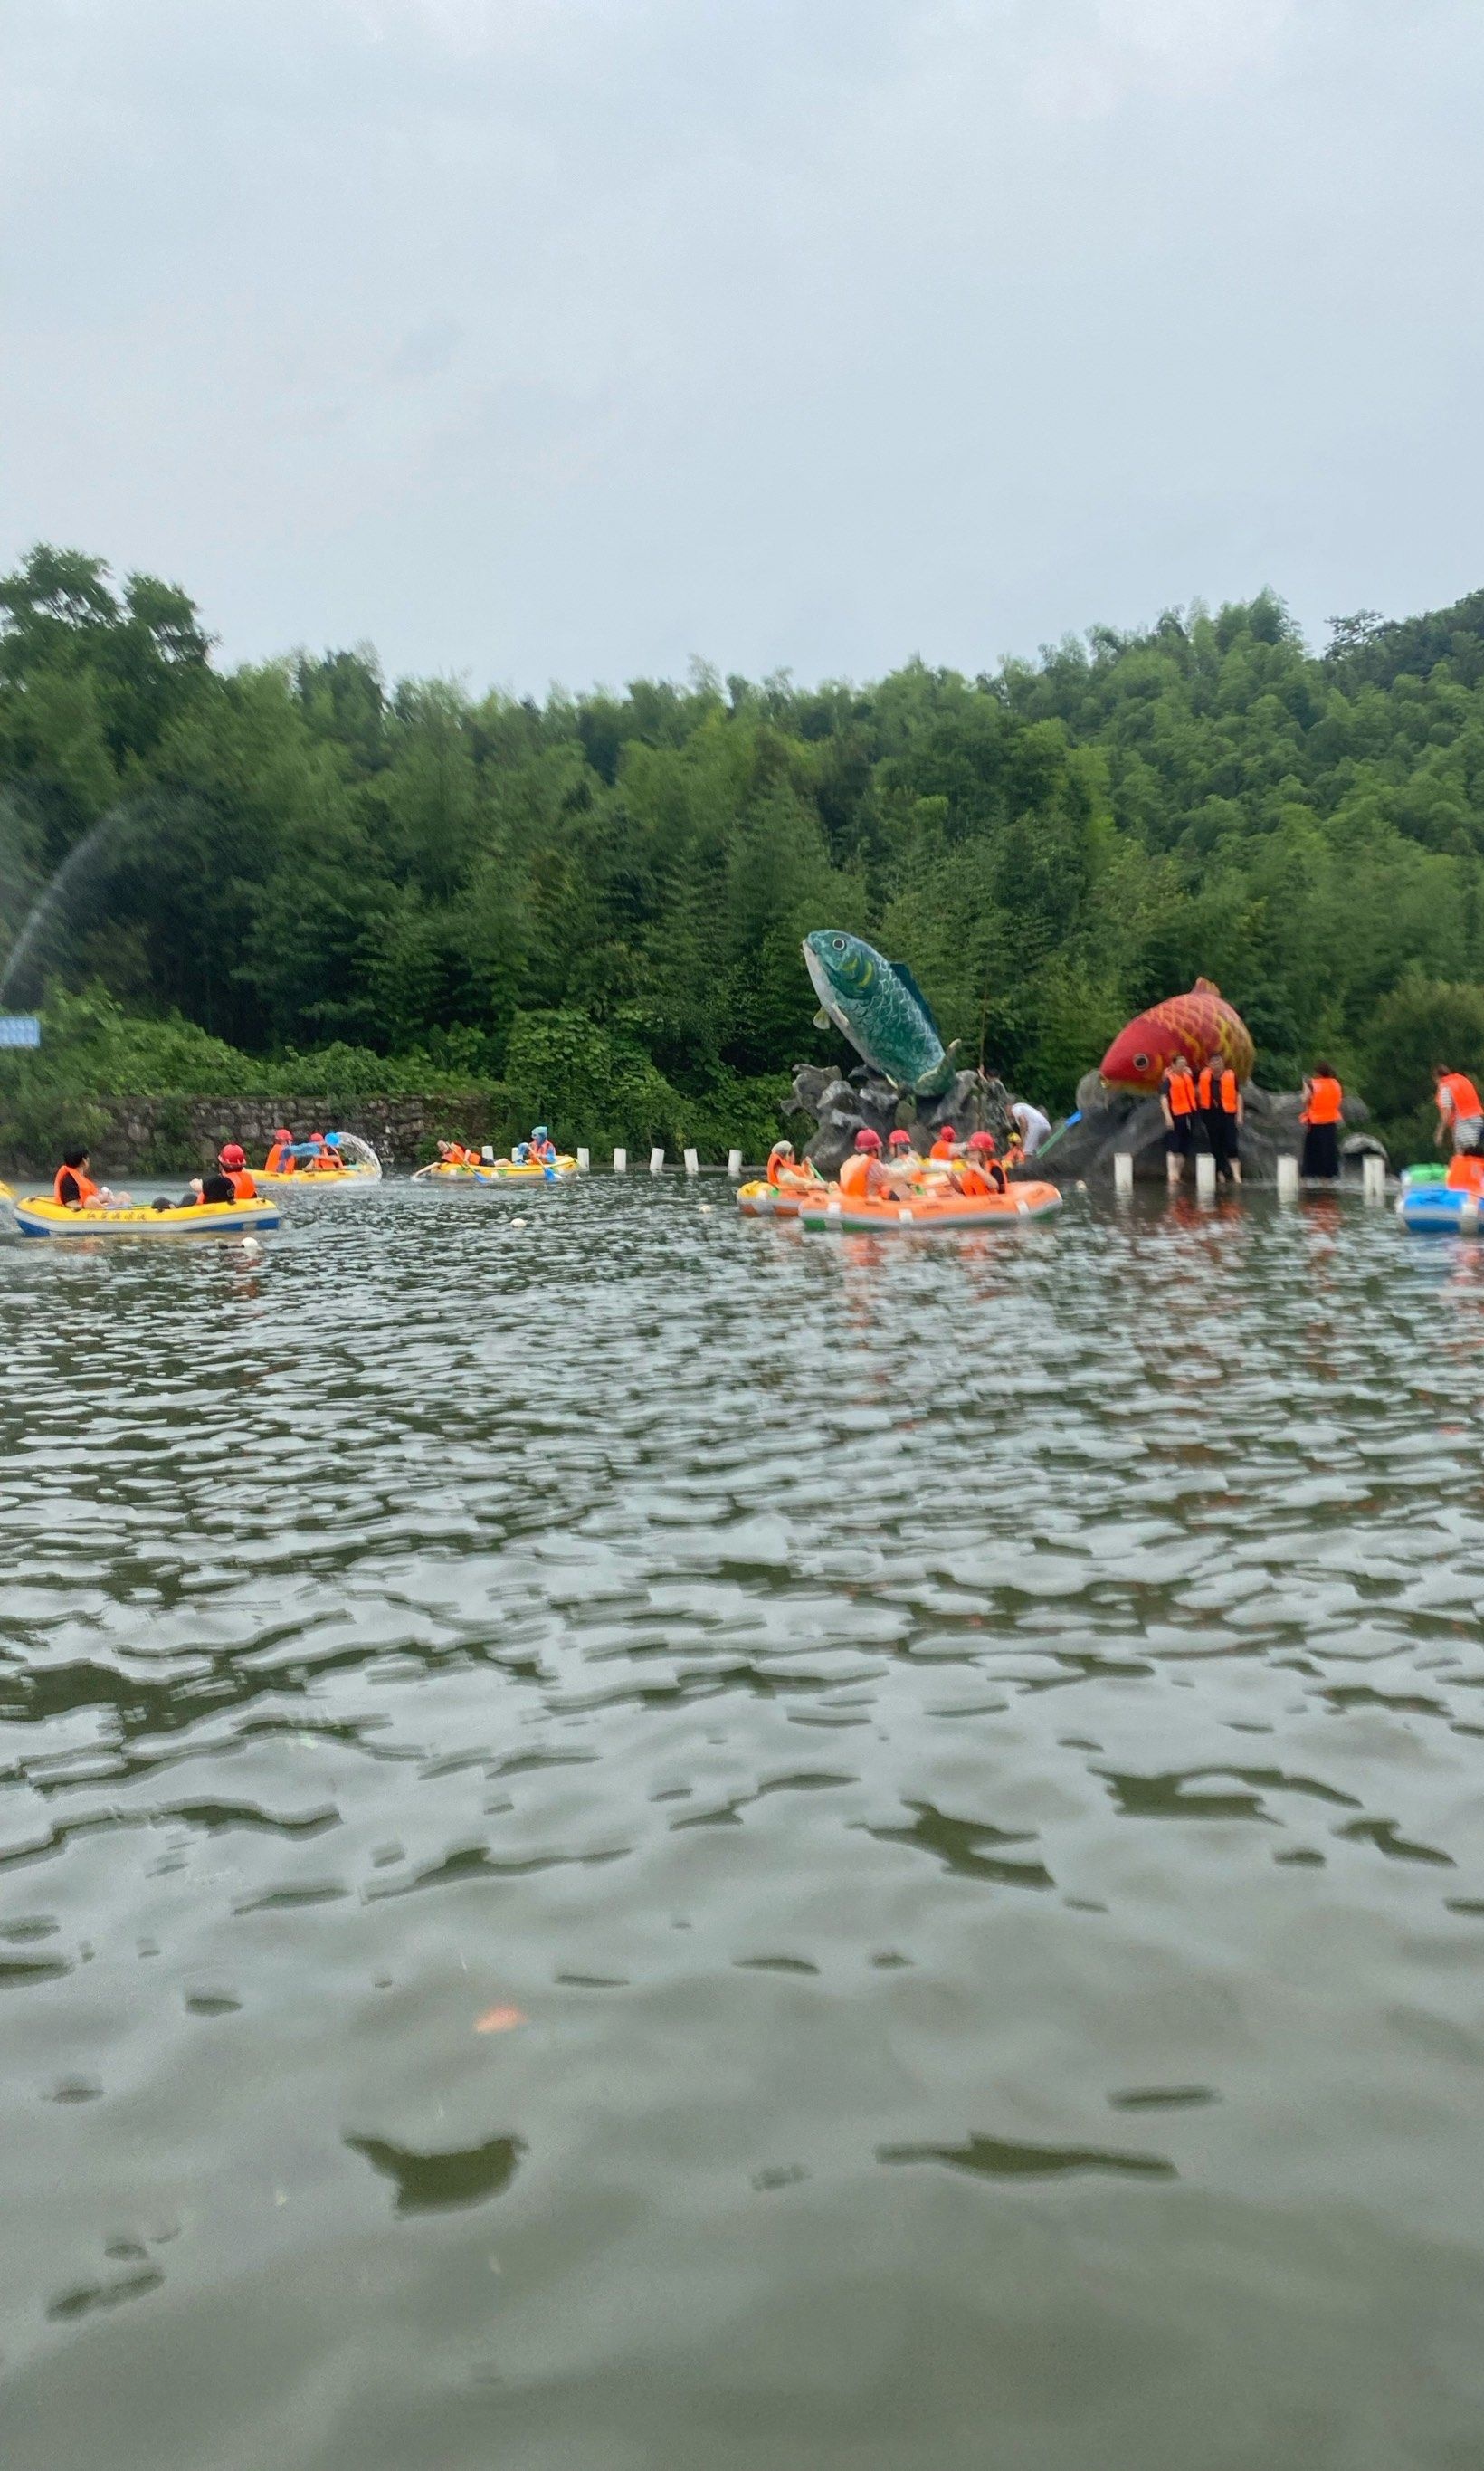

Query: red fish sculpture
left=1099, top=978, right=1255, bottom=1092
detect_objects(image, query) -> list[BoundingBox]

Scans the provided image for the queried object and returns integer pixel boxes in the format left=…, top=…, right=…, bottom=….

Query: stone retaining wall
left=5, top=1093, right=496, bottom=1175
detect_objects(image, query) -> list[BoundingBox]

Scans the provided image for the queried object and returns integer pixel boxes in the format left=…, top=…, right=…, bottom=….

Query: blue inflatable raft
left=1397, top=1164, right=1484, bottom=1234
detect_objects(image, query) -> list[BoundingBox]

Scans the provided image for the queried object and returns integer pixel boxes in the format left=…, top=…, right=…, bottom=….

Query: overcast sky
left=3, top=0, right=1480, bottom=694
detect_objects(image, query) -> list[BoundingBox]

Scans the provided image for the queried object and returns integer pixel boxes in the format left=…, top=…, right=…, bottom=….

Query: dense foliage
left=4, top=545, right=1484, bottom=1154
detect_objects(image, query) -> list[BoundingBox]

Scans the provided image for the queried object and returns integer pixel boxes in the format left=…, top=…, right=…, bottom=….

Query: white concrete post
left=613, top=1148, right=627, bottom=1175
left=576, top=1147, right=590, bottom=1174
left=1277, top=1154, right=1299, bottom=1200
left=481, top=1145, right=495, bottom=1162
left=683, top=1147, right=699, bottom=1176
left=727, top=1149, right=743, bottom=1179
left=1194, top=1150, right=1217, bottom=1198
left=1362, top=1154, right=1385, bottom=1205
left=1113, top=1152, right=1135, bottom=1197
left=650, top=1147, right=665, bottom=1175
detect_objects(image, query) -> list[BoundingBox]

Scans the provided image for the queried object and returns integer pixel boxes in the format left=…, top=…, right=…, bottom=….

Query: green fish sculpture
left=804, top=930, right=960, bottom=1095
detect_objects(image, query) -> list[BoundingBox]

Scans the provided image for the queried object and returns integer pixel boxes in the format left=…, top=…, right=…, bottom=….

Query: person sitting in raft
left=1198, top=1051, right=1243, bottom=1186
left=1445, top=1150, right=1484, bottom=1193
left=1298, top=1065, right=1344, bottom=1180
left=928, top=1124, right=959, bottom=1162
left=528, top=1126, right=558, bottom=1164
left=214, top=1144, right=258, bottom=1201
left=888, top=1129, right=916, bottom=1165
left=53, top=1147, right=128, bottom=1210
left=838, top=1127, right=908, bottom=1201
left=953, top=1131, right=1008, bottom=1197
left=1433, top=1065, right=1484, bottom=1157
left=151, top=1145, right=257, bottom=1211
left=766, top=1138, right=799, bottom=1186
left=264, top=1128, right=295, bottom=1174
left=1160, top=1056, right=1198, bottom=1188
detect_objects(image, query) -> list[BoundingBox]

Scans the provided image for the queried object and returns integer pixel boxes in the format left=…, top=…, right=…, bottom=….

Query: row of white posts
left=1113, top=1150, right=1388, bottom=1202
left=596, top=1150, right=746, bottom=1177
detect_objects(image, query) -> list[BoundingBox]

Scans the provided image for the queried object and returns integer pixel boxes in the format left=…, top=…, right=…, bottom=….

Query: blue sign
left=0, top=1016, right=41, bottom=1050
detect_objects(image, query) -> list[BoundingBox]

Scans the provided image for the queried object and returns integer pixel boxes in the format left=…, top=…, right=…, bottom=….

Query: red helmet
left=888, top=1129, right=911, bottom=1148
left=273, top=1129, right=292, bottom=1145
left=219, top=1143, right=247, bottom=1169
left=938, top=1124, right=956, bottom=1140
left=967, top=1131, right=996, bottom=1153
left=854, top=1128, right=882, bottom=1151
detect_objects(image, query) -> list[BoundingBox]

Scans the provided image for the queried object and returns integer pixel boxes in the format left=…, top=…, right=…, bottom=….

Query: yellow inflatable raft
left=253, top=1162, right=380, bottom=1191
left=1, top=1191, right=281, bottom=1241
left=414, top=1155, right=578, bottom=1183
left=737, top=1178, right=820, bottom=1219
left=254, top=1131, right=382, bottom=1190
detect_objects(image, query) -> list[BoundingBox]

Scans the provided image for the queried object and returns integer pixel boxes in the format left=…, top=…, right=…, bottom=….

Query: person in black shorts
left=1161, top=1059, right=1198, bottom=1186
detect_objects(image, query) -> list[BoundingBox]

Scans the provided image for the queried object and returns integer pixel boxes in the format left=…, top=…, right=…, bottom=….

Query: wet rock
left=787, top=1064, right=1016, bottom=1176
left=1049, top=1083, right=1377, bottom=1185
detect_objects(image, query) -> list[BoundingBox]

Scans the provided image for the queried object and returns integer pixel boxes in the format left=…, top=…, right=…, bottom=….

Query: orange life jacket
left=1166, top=1067, right=1196, bottom=1117
left=929, top=1138, right=956, bottom=1160
left=839, top=1152, right=874, bottom=1197
left=1199, top=1066, right=1239, bottom=1112
left=1445, top=1154, right=1484, bottom=1193
left=766, top=1149, right=794, bottom=1186
left=263, top=1144, right=286, bottom=1174
left=227, top=1169, right=258, bottom=1201
left=1301, top=1075, right=1343, bottom=1127
left=1440, top=1073, right=1483, bottom=1121
left=54, top=1163, right=100, bottom=1207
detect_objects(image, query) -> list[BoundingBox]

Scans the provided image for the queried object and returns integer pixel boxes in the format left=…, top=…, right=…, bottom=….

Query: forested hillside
left=4, top=545, right=1484, bottom=1153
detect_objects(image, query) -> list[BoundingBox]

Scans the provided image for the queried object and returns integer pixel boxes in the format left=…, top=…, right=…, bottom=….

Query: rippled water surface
left=5, top=1178, right=1484, bottom=2471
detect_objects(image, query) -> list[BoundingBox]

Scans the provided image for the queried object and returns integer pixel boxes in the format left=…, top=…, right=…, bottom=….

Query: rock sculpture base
left=786, top=1064, right=1016, bottom=1177
left=785, top=1064, right=1387, bottom=1186
left=1044, top=1073, right=1384, bottom=1185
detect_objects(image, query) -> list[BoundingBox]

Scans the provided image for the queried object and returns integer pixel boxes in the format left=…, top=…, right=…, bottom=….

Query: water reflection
left=3, top=1181, right=1484, bottom=2470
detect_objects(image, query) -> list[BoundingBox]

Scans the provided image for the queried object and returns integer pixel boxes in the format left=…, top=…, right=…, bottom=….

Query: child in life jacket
left=953, top=1132, right=1008, bottom=1197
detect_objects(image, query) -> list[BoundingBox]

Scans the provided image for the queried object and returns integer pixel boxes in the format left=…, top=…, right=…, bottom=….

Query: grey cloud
left=2, top=0, right=1480, bottom=691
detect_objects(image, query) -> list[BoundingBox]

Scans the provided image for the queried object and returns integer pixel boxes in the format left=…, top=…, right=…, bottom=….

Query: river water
left=3, top=1178, right=1484, bottom=2471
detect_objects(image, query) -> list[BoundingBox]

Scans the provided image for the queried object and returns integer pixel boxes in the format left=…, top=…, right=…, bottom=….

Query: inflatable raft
left=0, top=1192, right=281, bottom=1242
left=800, top=1180, right=1062, bottom=1235
left=1398, top=1161, right=1484, bottom=1234
left=483, top=1155, right=577, bottom=1182
left=413, top=1154, right=578, bottom=1183
left=254, top=1132, right=381, bottom=1190
left=737, top=1178, right=820, bottom=1219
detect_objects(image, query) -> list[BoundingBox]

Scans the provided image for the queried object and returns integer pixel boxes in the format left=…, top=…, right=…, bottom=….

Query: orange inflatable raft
left=799, top=1179, right=1062, bottom=1235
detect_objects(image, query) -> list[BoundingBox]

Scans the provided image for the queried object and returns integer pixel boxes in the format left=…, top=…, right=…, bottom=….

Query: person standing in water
left=1160, top=1057, right=1198, bottom=1187
left=1199, top=1051, right=1243, bottom=1185
left=1298, top=1065, right=1344, bottom=1179
left=1433, top=1065, right=1484, bottom=1156
left=1009, top=1098, right=1051, bottom=1158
